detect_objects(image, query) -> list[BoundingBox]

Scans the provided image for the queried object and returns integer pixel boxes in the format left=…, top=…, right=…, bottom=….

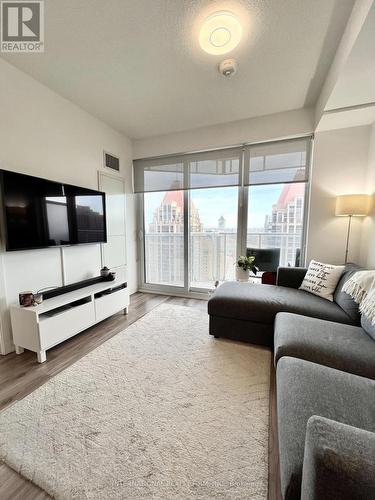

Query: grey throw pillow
left=334, top=263, right=362, bottom=323
left=361, top=314, right=375, bottom=341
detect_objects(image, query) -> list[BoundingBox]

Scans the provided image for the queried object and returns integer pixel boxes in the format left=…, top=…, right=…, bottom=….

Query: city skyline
left=145, top=184, right=287, bottom=230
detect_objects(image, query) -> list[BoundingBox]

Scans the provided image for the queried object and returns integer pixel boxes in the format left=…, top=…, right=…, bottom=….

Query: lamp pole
left=344, top=215, right=352, bottom=265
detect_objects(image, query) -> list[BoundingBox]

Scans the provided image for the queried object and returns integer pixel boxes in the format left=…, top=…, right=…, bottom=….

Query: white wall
left=307, top=125, right=370, bottom=265
left=0, top=59, right=137, bottom=354
left=133, top=108, right=314, bottom=158
left=360, top=121, right=375, bottom=267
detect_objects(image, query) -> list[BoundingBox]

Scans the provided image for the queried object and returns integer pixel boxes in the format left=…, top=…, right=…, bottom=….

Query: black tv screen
left=0, top=170, right=107, bottom=251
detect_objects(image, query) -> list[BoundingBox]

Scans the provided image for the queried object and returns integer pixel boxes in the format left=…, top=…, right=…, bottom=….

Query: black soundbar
left=42, top=275, right=122, bottom=300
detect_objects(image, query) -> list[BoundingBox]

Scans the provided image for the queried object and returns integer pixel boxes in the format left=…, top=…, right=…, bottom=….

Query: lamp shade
left=335, top=194, right=370, bottom=217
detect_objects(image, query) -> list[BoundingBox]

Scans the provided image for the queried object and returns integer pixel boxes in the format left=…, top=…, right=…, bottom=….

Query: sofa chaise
left=208, top=264, right=361, bottom=346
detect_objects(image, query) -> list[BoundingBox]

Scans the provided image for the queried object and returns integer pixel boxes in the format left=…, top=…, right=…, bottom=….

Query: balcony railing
left=144, top=231, right=302, bottom=288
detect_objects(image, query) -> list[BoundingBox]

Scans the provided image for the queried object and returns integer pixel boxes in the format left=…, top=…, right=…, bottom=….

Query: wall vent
left=103, top=151, right=120, bottom=171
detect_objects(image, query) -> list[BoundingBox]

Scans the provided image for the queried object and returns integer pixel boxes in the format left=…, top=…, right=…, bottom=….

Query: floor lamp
left=335, top=194, right=369, bottom=264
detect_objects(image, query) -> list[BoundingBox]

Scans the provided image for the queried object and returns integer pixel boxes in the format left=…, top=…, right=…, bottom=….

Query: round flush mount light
left=199, top=11, right=242, bottom=55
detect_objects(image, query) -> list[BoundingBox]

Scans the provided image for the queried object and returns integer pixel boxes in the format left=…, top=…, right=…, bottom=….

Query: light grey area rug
left=0, top=304, right=271, bottom=499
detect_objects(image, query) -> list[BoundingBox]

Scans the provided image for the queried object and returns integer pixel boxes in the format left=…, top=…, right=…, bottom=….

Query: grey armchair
left=246, top=247, right=281, bottom=272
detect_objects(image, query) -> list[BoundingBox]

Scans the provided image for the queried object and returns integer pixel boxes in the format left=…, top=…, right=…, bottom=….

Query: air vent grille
left=104, top=151, right=120, bottom=171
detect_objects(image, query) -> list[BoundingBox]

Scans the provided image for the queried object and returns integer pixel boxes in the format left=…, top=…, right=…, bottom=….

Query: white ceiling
left=326, top=3, right=375, bottom=111
left=1, top=0, right=355, bottom=139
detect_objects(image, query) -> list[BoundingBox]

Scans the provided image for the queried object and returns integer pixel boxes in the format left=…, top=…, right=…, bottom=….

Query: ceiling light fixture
left=199, top=11, right=242, bottom=55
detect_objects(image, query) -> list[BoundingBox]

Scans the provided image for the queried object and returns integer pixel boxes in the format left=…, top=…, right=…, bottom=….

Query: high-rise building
left=218, top=216, right=226, bottom=229
left=149, top=191, right=202, bottom=233
left=146, top=191, right=203, bottom=285
left=265, top=183, right=305, bottom=266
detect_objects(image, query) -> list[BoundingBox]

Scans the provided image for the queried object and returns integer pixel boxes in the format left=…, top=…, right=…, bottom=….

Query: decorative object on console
left=19, top=288, right=56, bottom=307
left=34, top=286, right=64, bottom=304
left=100, top=266, right=110, bottom=277
left=19, top=291, right=34, bottom=307
left=335, top=194, right=370, bottom=264
left=33, top=292, right=44, bottom=305
left=235, top=255, right=257, bottom=282
left=299, top=260, right=345, bottom=301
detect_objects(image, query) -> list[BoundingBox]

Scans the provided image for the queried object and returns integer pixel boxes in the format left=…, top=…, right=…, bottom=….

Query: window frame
left=136, top=136, right=313, bottom=297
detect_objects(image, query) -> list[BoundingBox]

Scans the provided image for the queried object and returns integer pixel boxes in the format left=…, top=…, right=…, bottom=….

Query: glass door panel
left=189, top=187, right=238, bottom=289
left=144, top=190, right=184, bottom=287
left=247, top=183, right=306, bottom=269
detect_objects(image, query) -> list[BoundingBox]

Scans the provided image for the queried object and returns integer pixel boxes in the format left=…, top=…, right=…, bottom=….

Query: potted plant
left=235, top=255, right=258, bottom=282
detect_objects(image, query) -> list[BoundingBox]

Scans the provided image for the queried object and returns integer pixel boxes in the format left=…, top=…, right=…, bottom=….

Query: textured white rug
left=0, top=304, right=271, bottom=499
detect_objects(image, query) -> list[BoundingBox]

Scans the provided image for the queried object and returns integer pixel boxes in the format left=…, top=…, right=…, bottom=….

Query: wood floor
left=0, top=292, right=280, bottom=500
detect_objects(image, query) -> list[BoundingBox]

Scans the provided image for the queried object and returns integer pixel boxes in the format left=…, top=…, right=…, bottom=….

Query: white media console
left=10, top=278, right=129, bottom=363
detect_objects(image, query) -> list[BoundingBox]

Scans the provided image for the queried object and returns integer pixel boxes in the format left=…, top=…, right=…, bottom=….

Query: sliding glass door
left=190, top=187, right=238, bottom=290
left=135, top=136, right=312, bottom=294
left=142, top=186, right=239, bottom=291
left=135, top=147, right=242, bottom=293
left=143, top=190, right=185, bottom=287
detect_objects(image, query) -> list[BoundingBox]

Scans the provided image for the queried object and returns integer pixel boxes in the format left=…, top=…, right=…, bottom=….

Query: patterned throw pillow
left=299, top=260, right=345, bottom=302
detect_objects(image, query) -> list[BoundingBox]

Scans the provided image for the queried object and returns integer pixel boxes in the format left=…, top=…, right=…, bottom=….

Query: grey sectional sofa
left=207, top=264, right=375, bottom=499
left=208, top=264, right=360, bottom=346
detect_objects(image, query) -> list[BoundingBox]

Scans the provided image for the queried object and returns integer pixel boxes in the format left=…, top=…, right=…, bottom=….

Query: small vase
left=236, top=267, right=249, bottom=282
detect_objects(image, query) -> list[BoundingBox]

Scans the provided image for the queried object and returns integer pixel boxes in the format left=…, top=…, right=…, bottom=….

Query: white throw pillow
left=299, top=260, right=345, bottom=302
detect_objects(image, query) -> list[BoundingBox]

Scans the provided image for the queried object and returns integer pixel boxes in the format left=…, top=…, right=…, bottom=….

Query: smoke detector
left=218, top=59, right=238, bottom=77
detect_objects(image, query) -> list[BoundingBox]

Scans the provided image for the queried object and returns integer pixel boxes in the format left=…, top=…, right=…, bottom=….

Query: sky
left=248, top=185, right=284, bottom=228
left=144, top=185, right=284, bottom=230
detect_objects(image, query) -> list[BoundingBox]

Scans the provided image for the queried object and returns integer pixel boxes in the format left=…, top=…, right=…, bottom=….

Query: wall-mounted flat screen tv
left=0, top=170, right=107, bottom=251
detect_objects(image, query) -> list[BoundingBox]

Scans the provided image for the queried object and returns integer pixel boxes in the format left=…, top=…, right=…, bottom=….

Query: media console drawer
left=39, top=300, right=95, bottom=350
left=95, top=288, right=129, bottom=322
